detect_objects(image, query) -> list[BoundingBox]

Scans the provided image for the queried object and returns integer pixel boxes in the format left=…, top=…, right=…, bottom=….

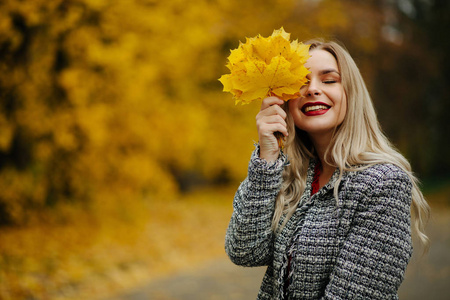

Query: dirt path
left=108, top=259, right=264, bottom=300
left=109, top=207, right=450, bottom=300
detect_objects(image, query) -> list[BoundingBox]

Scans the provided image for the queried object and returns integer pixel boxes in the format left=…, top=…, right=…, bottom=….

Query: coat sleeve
left=225, top=146, right=287, bottom=267
left=323, top=165, right=413, bottom=299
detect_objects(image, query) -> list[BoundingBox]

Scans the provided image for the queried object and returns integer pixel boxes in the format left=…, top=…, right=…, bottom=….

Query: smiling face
left=288, top=49, right=347, bottom=140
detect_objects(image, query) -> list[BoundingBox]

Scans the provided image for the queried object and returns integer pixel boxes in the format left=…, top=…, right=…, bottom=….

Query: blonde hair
left=273, top=40, right=430, bottom=251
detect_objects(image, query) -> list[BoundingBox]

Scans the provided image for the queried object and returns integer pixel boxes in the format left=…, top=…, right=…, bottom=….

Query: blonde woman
left=225, top=40, right=430, bottom=299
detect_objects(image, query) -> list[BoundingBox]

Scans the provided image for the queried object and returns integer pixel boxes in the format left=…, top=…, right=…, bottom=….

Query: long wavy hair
left=273, top=40, right=430, bottom=251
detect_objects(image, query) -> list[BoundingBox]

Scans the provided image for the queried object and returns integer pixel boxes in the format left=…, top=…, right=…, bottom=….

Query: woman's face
left=288, top=49, right=347, bottom=139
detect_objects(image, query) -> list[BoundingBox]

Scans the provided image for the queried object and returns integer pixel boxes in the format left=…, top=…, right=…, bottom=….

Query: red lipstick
left=301, top=102, right=330, bottom=116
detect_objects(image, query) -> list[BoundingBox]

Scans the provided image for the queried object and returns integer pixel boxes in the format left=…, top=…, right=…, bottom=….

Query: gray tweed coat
left=225, top=147, right=413, bottom=299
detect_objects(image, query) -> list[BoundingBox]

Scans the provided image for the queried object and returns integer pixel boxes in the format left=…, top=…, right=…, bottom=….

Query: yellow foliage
left=219, top=28, right=310, bottom=104
left=315, top=0, right=350, bottom=32
left=0, top=0, right=359, bottom=220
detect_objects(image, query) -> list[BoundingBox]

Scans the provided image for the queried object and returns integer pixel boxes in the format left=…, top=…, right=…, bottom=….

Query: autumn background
left=0, top=0, right=449, bottom=299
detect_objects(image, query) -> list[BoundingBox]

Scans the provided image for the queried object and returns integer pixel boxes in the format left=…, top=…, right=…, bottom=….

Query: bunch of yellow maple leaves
left=219, top=27, right=310, bottom=105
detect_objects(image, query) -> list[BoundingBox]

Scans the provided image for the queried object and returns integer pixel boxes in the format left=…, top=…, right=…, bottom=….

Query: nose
left=303, top=79, right=321, bottom=97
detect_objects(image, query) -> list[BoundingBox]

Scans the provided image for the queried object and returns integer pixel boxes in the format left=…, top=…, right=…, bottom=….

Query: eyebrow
left=319, top=69, right=340, bottom=76
left=306, top=68, right=341, bottom=80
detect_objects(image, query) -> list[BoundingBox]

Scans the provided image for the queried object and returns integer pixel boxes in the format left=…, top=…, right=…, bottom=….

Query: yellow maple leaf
left=219, top=27, right=310, bottom=105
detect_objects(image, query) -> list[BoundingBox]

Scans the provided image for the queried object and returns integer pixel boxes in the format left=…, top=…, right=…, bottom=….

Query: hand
left=256, top=96, right=288, bottom=162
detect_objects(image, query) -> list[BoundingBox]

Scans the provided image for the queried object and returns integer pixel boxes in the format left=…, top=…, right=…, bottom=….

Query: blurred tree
left=0, top=0, right=447, bottom=225
left=0, top=0, right=308, bottom=225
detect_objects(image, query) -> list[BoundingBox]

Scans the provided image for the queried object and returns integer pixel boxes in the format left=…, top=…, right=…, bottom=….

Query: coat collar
left=306, top=158, right=342, bottom=200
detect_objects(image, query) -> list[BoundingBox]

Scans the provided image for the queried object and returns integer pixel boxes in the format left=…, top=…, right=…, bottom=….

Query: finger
left=257, top=115, right=287, bottom=128
left=259, top=123, right=289, bottom=138
left=257, top=117, right=288, bottom=136
left=257, top=104, right=287, bottom=120
left=260, top=96, right=285, bottom=111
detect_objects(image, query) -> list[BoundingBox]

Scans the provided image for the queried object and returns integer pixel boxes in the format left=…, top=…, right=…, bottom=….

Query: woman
left=224, top=40, right=430, bottom=299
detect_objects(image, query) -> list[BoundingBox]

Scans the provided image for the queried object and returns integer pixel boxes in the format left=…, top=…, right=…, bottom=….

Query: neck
left=309, top=132, right=336, bottom=179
